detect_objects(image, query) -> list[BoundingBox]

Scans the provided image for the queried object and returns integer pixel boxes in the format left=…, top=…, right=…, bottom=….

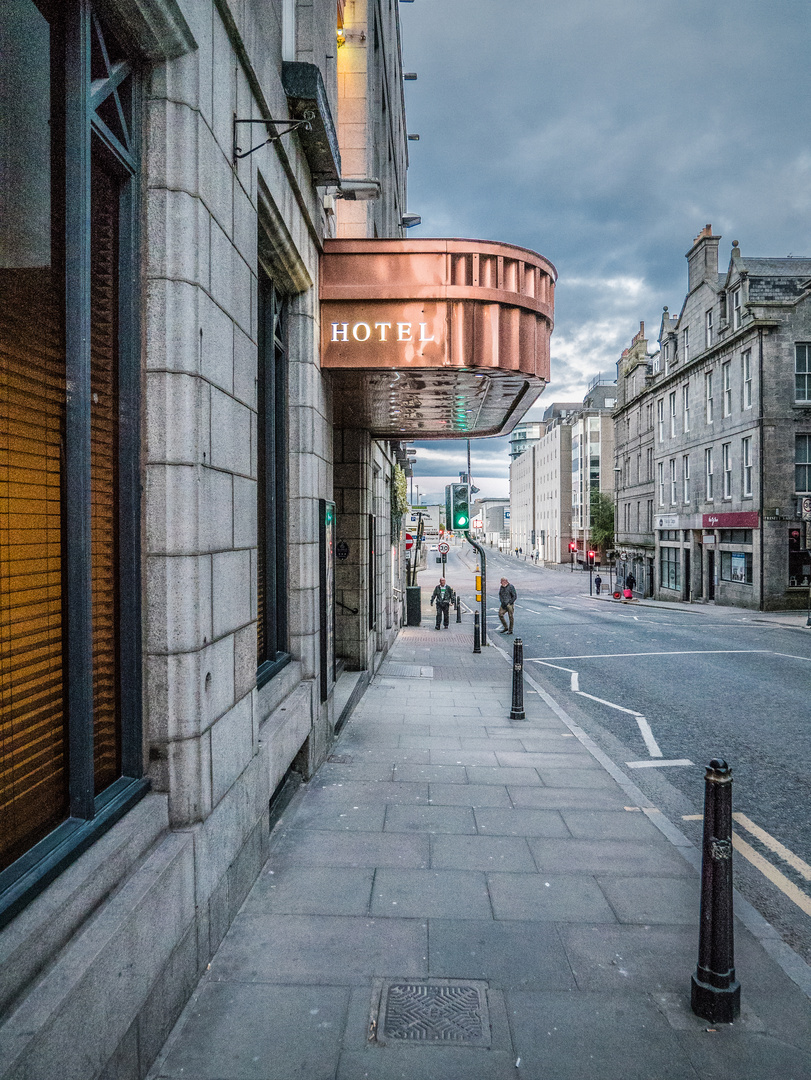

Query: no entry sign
left=405, top=533, right=414, bottom=550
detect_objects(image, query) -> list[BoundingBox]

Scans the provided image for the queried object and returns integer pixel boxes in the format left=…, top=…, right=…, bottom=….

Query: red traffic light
left=568, top=541, right=577, bottom=552
left=588, top=550, right=596, bottom=565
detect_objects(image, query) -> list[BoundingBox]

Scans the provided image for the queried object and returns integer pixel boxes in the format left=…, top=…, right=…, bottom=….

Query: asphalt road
left=423, top=541, right=811, bottom=966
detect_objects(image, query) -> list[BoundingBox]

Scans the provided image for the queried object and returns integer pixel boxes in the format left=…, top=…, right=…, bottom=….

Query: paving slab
left=508, top=785, right=628, bottom=810
left=430, top=833, right=537, bottom=872
left=528, top=837, right=695, bottom=877
left=270, top=829, right=430, bottom=869
left=464, top=765, right=543, bottom=786
left=370, top=869, right=492, bottom=919
left=596, top=875, right=701, bottom=924
left=427, top=782, right=513, bottom=807
left=428, top=918, right=576, bottom=990
left=488, top=872, right=619, bottom=922
left=561, top=808, right=664, bottom=840
left=241, top=865, right=375, bottom=916
left=473, top=807, right=570, bottom=838
left=384, top=803, right=476, bottom=834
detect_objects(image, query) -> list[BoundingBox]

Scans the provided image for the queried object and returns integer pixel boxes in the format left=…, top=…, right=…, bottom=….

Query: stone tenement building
left=613, top=226, right=811, bottom=608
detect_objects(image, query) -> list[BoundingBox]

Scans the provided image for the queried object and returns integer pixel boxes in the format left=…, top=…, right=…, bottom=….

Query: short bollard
left=691, top=759, right=741, bottom=1023
left=456, top=595, right=462, bottom=623
left=473, top=611, right=481, bottom=653
left=510, top=637, right=526, bottom=720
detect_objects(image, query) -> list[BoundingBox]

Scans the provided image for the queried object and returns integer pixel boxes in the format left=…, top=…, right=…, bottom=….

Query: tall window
left=257, top=278, right=290, bottom=684
left=742, top=349, right=752, bottom=409
left=742, top=437, right=752, bottom=497
left=0, top=3, right=144, bottom=893
left=683, top=455, right=690, bottom=503
left=657, top=399, right=664, bottom=442
left=732, top=288, right=742, bottom=330
left=795, top=344, right=811, bottom=403
left=682, top=327, right=689, bottom=362
left=705, top=448, right=714, bottom=500
left=722, top=443, right=732, bottom=499
left=705, top=371, right=714, bottom=423
left=658, top=462, right=665, bottom=506
left=669, top=392, right=676, bottom=437
left=705, top=309, right=713, bottom=349
left=646, top=446, right=653, bottom=481
left=669, top=459, right=677, bottom=505
left=660, top=547, right=680, bottom=590
left=682, top=383, right=690, bottom=432
left=795, top=435, right=811, bottom=493
left=722, top=361, right=732, bottom=416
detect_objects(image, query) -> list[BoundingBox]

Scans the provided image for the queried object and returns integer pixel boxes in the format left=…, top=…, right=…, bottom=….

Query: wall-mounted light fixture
left=233, top=115, right=313, bottom=160
left=401, top=214, right=421, bottom=228
left=403, top=72, right=417, bottom=80
left=407, top=133, right=420, bottom=141
left=335, top=178, right=382, bottom=200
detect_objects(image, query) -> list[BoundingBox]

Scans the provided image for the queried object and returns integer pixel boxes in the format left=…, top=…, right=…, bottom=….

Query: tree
left=589, top=489, right=614, bottom=554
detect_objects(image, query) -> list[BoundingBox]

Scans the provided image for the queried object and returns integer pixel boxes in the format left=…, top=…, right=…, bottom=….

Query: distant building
left=473, top=497, right=511, bottom=547
left=509, top=421, right=544, bottom=460
left=509, top=384, right=615, bottom=564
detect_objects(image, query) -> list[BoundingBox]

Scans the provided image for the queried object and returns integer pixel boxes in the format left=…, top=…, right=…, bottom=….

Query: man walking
left=498, top=576, right=516, bottom=634
left=594, top=573, right=602, bottom=596
left=430, top=577, right=455, bottom=629
left=625, top=571, right=636, bottom=594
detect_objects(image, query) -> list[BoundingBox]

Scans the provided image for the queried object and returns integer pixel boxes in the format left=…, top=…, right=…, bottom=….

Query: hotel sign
left=323, top=303, right=446, bottom=366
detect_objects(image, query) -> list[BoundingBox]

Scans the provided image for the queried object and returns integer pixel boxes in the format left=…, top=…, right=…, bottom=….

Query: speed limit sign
left=438, top=541, right=450, bottom=555
left=803, top=498, right=811, bottom=522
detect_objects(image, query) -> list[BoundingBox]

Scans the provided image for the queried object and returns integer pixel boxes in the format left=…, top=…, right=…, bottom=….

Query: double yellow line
left=684, top=812, right=811, bottom=917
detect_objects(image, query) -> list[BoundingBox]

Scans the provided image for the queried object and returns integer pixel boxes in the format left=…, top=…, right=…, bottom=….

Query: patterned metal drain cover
left=369, top=979, right=490, bottom=1047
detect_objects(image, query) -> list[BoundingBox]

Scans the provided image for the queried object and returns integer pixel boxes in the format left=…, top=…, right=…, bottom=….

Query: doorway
left=707, top=550, right=715, bottom=601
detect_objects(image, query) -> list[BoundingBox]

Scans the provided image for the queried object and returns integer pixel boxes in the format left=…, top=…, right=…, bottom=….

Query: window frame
left=682, top=383, right=690, bottom=432
left=742, top=349, right=752, bottom=409
left=705, top=309, right=713, bottom=349
left=705, top=447, right=714, bottom=501
left=722, top=442, right=732, bottom=499
left=657, top=398, right=664, bottom=443
left=722, top=361, right=732, bottom=416
left=0, top=1, right=146, bottom=927
left=732, top=287, right=742, bottom=330
left=683, top=454, right=690, bottom=504
left=795, top=434, right=811, bottom=494
left=669, top=391, right=676, bottom=438
left=705, top=371, right=713, bottom=424
left=795, top=344, right=811, bottom=403
left=742, top=436, right=753, bottom=497
left=669, top=458, right=677, bottom=505
left=658, top=461, right=665, bottom=506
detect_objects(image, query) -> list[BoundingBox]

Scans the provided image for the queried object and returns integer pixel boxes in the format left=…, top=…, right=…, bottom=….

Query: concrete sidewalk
left=148, top=618, right=811, bottom=1080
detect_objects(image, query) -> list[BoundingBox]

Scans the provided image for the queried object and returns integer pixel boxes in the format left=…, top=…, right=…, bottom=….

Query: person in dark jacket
left=625, top=572, right=636, bottom=592
left=430, top=578, right=455, bottom=629
left=498, top=577, right=516, bottom=634
left=594, top=574, right=602, bottom=595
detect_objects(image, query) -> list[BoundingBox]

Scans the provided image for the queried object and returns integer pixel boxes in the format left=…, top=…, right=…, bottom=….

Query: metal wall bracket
left=233, top=114, right=314, bottom=160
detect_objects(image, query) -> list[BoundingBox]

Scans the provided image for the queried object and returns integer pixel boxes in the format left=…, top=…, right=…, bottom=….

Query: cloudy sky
left=398, top=0, right=810, bottom=501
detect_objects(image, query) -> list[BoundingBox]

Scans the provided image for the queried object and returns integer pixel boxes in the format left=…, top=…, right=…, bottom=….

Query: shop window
left=719, top=529, right=753, bottom=544
left=0, top=2, right=144, bottom=915
left=660, top=530, right=679, bottom=541
left=720, top=551, right=753, bottom=585
left=257, top=277, right=291, bottom=684
left=660, top=547, right=680, bottom=590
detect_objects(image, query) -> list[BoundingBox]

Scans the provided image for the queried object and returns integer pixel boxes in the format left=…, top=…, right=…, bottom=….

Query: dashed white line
left=626, top=759, right=694, bottom=769
left=636, top=717, right=663, bottom=758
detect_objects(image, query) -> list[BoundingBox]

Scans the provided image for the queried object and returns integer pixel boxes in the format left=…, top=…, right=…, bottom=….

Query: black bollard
left=473, top=611, right=481, bottom=653
left=691, top=759, right=741, bottom=1023
left=510, top=637, right=526, bottom=720
left=456, top=594, right=462, bottom=623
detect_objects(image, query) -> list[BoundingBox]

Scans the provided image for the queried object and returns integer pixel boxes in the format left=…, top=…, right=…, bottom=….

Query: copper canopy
left=320, top=238, right=556, bottom=438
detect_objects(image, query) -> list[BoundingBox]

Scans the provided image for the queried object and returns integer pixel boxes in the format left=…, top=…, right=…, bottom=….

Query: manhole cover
left=378, top=663, right=434, bottom=679
left=369, top=979, right=490, bottom=1046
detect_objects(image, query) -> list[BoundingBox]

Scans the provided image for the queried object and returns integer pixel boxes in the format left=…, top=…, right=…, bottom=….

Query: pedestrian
left=430, top=577, right=455, bottom=629
left=514, top=547, right=519, bottom=558
left=594, top=573, right=602, bottom=596
left=625, top=572, right=636, bottom=593
left=498, top=576, right=516, bottom=634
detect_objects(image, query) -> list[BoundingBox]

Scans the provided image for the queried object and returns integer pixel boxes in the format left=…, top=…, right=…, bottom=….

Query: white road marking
left=626, top=758, right=694, bottom=769
left=575, top=690, right=642, bottom=716
left=733, top=812, right=811, bottom=881
left=571, top=671, right=579, bottom=692
left=533, top=660, right=578, bottom=674
left=636, top=717, right=663, bottom=757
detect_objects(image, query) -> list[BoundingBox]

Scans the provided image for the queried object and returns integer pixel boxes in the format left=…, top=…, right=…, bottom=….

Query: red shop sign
left=702, top=511, right=759, bottom=529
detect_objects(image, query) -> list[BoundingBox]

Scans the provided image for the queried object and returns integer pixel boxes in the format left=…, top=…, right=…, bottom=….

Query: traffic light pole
left=465, top=531, right=488, bottom=645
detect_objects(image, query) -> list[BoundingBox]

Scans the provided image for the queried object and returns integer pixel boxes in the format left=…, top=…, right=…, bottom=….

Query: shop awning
left=320, top=238, right=556, bottom=438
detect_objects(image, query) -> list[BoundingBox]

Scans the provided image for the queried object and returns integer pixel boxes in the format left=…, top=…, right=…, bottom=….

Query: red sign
left=702, top=512, right=759, bottom=529
left=405, top=533, right=414, bottom=550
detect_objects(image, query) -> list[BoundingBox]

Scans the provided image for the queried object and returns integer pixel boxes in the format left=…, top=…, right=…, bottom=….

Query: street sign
left=803, top=497, right=811, bottom=522
left=405, top=533, right=414, bottom=550
left=336, top=541, right=349, bottom=560
left=438, top=541, right=450, bottom=554
left=471, top=517, right=483, bottom=528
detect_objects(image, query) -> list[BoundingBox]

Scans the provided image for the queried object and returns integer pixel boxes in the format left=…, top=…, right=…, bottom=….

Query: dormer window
left=732, top=287, right=742, bottom=330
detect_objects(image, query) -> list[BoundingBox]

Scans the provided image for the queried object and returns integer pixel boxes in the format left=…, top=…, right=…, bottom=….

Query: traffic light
left=450, top=483, right=470, bottom=530
left=587, top=550, right=596, bottom=566
left=568, top=541, right=577, bottom=553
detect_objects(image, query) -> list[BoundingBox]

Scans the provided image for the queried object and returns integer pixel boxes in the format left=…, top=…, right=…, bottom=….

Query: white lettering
left=419, top=323, right=435, bottom=342
left=375, top=322, right=392, bottom=341
left=331, top=322, right=348, bottom=342
left=352, top=322, right=371, bottom=341
left=397, top=322, right=413, bottom=342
